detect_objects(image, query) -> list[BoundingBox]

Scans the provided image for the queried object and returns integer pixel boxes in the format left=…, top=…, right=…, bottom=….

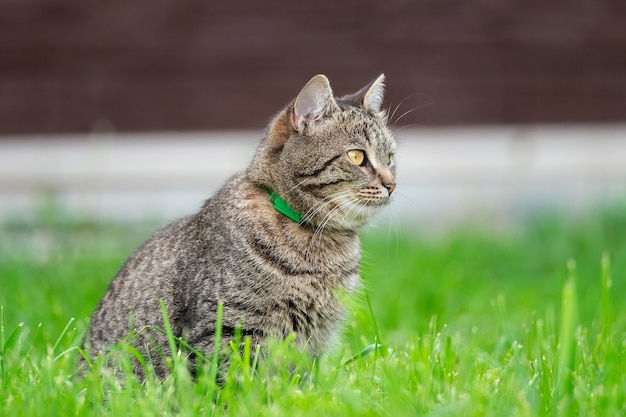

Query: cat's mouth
left=358, top=197, right=392, bottom=208
left=356, top=187, right=393, bottom=206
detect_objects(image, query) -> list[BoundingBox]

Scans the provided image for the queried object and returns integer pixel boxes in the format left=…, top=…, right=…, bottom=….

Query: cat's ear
left=363, top=74, right=386, bottom=113
left=293, top=74, right=339, bottom=134
left=342, top=74, right=386, bottom=113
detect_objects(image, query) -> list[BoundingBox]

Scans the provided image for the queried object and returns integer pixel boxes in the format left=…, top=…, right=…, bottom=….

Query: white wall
left=1, top=125, right=625, bottom=230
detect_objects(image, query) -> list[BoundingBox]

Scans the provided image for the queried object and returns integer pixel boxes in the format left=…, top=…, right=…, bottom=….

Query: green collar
left=267, top=188, right=302, bottom=223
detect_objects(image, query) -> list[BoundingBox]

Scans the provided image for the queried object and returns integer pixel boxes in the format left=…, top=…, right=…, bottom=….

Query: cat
left=87, top=73, right=397, bottom=378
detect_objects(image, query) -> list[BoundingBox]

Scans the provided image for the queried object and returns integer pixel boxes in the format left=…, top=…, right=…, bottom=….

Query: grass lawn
left=1, top=207, right=625, bottom=416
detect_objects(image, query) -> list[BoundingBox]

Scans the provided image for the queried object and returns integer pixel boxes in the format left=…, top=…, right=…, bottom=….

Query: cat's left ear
left=342, top=74, right=386, bottom=113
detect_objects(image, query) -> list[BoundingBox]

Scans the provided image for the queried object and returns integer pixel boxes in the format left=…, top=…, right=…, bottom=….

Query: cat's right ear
left=292, top=74, right=339, bottom=135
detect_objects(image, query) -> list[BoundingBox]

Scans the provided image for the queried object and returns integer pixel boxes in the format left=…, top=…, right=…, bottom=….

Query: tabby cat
left=88, top=74, right=397, bottom=377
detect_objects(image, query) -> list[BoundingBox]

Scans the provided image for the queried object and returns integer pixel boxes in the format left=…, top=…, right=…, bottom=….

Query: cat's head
left=248, top=74, right=396, bottom=231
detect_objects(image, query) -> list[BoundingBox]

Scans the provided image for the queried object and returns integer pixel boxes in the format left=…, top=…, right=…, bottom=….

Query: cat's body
left=88, top=74, right=396, bottom=377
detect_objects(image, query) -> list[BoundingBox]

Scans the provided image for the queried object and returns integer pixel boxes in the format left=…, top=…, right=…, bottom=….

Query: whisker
left=386, top=88, right=402, bottom=120
left=283, top=177, right=315, bottom=196
left=308, top=195, right=347, bottom=233
left=389, top=92, right=432, bottom=123
left=393, top=191, right=420, bottom=211
left=392, top=101, right=437, bottom=125
left=300, top=190, right=353, bottom=223
left=390, top=203, right=400, bottom=261
left=305, top=201, right=347, bottom=259
left=337, top=198, right=361, bottom=226
left=391, top=124, right=426, bottom=134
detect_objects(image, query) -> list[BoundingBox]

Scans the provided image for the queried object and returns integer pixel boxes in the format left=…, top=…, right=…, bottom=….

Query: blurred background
left=1, top=0, right=626, bottom=229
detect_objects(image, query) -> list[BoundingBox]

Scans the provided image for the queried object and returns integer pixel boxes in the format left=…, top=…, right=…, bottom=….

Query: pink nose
left=383, top=181, right=396, bottom=195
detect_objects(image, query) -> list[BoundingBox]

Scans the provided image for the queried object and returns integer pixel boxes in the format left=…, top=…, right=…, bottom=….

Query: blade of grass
left=365, top=291, right=383, bottom=347
left=335, top=343, right=383, bottom=369
left=250, top=342, right=261, bottom=376
left=144, top=326, right=209, bottom=363
left=159, top=300, right=179, bottom=373
left=242, top=336, right=252, bottom=382
left=0, top=306, right=25, bottom=387
left=2, top=322, right=24, bottom=355
left=53, top=345, right=81, bottom=362
left=600, top=252, right=613, bottom=344
left=0, top=306, right=4, bottom=354
left=51, top=317, right=75, bottom=353
left=206, top=301, right=224, bottom=402
left=117, top=343, right=148, bottom=374
left=555, top=258, right=578, bottom=417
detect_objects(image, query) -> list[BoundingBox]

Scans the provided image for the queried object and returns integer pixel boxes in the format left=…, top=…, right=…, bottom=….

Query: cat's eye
left=347, top=149, right=366, bottom=166
left=387, top=153, right=393, bottom=165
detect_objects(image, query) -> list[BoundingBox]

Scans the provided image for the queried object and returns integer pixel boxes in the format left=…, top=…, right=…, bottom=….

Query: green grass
left=1, top=207, right=626, bottom=416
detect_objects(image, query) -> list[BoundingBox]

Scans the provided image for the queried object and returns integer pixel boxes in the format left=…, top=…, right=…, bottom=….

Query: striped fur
left=88, top=74, right=397, bottom=377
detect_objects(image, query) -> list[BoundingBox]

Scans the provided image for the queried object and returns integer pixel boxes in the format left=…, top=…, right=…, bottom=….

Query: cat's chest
left=257, top=227, right=360, bottom=289
left=264, top=264, right=359, bottom=353
left=238, top=235, right=361, bottom=293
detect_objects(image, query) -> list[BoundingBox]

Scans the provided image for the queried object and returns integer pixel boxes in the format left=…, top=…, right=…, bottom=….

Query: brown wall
left=1, top=0, right=625, bottom=134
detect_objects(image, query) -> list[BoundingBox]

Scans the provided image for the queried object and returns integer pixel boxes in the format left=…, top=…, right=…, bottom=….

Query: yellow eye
left=347, top=149, right=365, bottom=166
left=387, top=153, right=393, bottom=165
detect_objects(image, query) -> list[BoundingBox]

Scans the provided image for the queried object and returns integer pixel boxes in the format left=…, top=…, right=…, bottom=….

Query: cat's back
left=88, top=214, right=196, bottom=352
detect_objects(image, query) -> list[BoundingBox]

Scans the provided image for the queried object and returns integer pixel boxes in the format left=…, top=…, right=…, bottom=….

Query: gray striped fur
left=87, top=74, right=397, bottom=377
